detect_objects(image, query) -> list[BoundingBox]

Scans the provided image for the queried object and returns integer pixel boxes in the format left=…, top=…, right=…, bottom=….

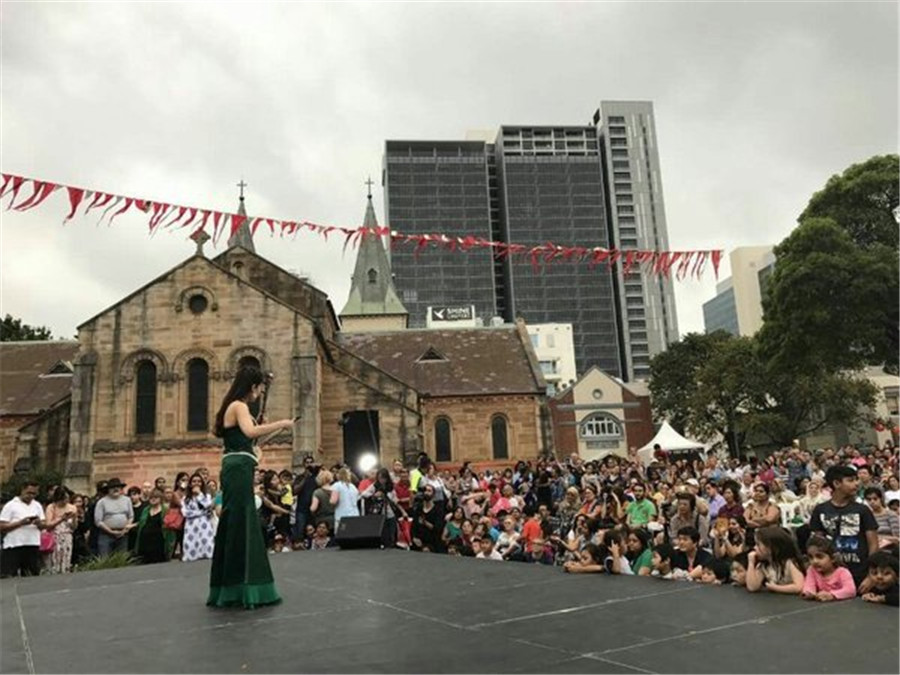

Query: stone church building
left=2, top=191, right=548, bottom=492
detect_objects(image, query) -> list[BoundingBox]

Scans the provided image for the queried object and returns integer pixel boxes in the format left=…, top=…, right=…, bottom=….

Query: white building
left=526, top=323, right=577, bottom=396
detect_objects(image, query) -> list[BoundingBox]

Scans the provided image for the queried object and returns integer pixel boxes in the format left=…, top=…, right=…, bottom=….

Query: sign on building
left=426, top=305, right=478, bottom=328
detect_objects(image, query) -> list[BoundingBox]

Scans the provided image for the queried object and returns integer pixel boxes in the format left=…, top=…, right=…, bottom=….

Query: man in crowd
left=625, top=482, right=656, bottom=528
left=0, top=481, right=45, bottom=577
left=94, top=477, right=135, bottom=556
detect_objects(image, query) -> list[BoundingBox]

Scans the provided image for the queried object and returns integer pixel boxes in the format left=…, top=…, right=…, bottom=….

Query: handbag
left=163, top=508, right=184, bottom=531
left=40, top=530, right=56, bottom=553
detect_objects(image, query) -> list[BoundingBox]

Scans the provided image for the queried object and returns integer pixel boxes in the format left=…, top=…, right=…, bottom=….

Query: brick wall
left=92, top=443, right=292, bottom=487
left=622, top=388, right=654, bottom=450
left=548, top=390, right=578, bottom=457
left=423, top=395, right=542, bottom=463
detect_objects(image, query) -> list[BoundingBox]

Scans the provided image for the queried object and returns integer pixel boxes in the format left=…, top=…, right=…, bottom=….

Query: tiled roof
left=0, top=341, right=79, bottom=416
left=339, top=327, right=545, bottom=397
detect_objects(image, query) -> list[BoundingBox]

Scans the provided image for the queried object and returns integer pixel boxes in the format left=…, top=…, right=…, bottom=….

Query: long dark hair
left=755, top=526, right=804, bottom=572
left=215, top=366, right=265, bottom=437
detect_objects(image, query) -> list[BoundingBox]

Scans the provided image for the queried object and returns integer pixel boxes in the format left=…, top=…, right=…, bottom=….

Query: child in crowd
left=271, top=533, right=289, bottom=554
left=603, top=531, right=634, bottom=575
left=563, top=544, right=605, bottom=574
left=672, top=526, right=713, bottom=580
left=746, top=526, right=805, bottom=594
left=474, top=537, right=503, bottom=561
left=651, top=543, right=678, bottom=580
left=801, top=535, right=856, bottom=602
left=730, top=552, right=749, bottom=587
left=309, top=522, right=333, bottom=550
left=861, top=550, right=899, bottom=606
left=700, top=559, right=731, bottom=585
left=526, top=537, right=554, bottom=565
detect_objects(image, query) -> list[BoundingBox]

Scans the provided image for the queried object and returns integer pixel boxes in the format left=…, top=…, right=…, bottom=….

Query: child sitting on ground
left=474, top=537, right=503, bottom=561
left=563, top=543, right=605, bottom=573
left=746, top=525, right=805, bottom=595
left=860, top=550, right=899, bottom=606
left=651, top=543, right=678, bottom=580
left=603, top=531, right=634, bottom=575
left=700, top=559, right=731, bottom=585
left=309, top=522, right=333, bottom=550
left=801, top=535, right=856, bottom=602
left=731, top=552, right=749, bottom=587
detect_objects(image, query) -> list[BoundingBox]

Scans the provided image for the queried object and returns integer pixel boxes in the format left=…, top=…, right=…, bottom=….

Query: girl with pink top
left=801, top=535, right=857, bottom=602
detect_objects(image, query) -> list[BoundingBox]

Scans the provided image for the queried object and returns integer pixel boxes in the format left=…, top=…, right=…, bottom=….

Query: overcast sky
left=2, top=2, right=897, bottom=341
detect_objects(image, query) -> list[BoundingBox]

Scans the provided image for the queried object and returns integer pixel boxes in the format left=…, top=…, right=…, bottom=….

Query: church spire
left=339, top=181, right=408, bottom=327
left=227, top=179, right=256, bottom=253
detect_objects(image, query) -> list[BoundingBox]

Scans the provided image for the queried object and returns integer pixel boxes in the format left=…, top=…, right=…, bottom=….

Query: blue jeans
left=97, top=532, right=127, bottom=557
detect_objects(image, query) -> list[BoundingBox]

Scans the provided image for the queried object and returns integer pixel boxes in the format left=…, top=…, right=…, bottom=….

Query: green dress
left=207, top=427, right=282, bottom=609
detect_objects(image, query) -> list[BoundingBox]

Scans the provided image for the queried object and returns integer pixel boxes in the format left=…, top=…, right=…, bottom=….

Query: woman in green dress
left=207, top=366, right=294, bottom=609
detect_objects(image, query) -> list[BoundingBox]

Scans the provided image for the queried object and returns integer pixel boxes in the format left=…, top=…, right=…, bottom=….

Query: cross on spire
left=237, top=178, right=248, bottom=201
left=365, top=176, right=374, bottom=199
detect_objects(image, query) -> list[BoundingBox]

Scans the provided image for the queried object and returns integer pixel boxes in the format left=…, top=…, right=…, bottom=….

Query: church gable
left=214, top=248, right=338, bottom=338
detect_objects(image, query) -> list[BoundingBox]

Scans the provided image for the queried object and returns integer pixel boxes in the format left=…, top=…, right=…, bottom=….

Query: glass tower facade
left=383, top=140, right=498, bottom=327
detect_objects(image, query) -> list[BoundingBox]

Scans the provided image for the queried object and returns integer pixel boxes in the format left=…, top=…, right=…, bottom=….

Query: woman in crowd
left=310, top=470, right=336, bottom=534
left=44, top=487, right=77, bottom=574
left=182, top=473, right=215, bottom=562
left=331, top=467, right=360, bottom=532
left=746, top=525, right=805, bottom=595
left=442, top=506, right=466, bottom=548
left=796, top=477, right=828, bottom=522
left=259, top=470, right=291, bottom=546
left=563, top=543, right=605, bottom=574
left=164, top=483, right=185, bottom=559
left=578, top=486, right=603, bottom=521
left=625, top=528, right=653, bottom=576
left=360, top=468, right=405, bottom=548
left=718, top=481, right=745, bottom=520
left=712, top=515, right=748, bottom=560
left=864, top=487, right=899, bottom=547
left=207, top=365, right=293, bottom=609
left=70, top=493, right=91, bottom=566
left=419, top=461, right=450, bottom=523
left=883, top=475, right=900, bottom=505
left=744, top=482, right=781, bottom=541
left=135, top=488, right=168, bottom=564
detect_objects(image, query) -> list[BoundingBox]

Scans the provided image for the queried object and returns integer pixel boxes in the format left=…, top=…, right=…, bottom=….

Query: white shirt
left=884, top=489, right=900, bottom=505
left=476, top=550, right=503, bottom=561
left=0, top=497, right=44, bottom=549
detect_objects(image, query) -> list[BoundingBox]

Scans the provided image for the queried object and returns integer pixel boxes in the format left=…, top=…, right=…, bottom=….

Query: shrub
left=74, top=550, right=137, bottom=572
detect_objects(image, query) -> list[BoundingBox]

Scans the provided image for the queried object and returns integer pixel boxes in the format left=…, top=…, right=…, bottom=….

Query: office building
left=382, top=141, right=498, bottom=328
left=596, top=101, right=679, bottom=380
left=526, top=323, right=578, bottom=396
left=702, top=246, right=775, bottom=336
left=384, top=101, right=680, bottom=381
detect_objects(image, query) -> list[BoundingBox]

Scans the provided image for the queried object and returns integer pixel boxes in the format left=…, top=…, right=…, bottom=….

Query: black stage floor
left=1, top=549, right=898, bottom=674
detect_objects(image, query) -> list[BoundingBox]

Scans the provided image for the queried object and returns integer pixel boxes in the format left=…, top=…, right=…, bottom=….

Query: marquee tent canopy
left=637, top=421, right=707, bottom=464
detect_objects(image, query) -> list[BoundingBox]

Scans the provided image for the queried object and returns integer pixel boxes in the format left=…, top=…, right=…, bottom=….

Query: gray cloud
left=2, top=2, right=896, bottom=340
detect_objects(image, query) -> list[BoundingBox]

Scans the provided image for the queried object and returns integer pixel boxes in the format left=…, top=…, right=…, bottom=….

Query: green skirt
left=207, top=453, right=282, bottom=609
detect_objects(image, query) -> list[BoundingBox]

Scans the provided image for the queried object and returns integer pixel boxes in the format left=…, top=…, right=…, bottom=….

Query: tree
left=759, top=218, right=898, bottom=372
left=0, top=314, right=53, bottom=341
left=800, top=154, right=899, bottom=251
left=649, top=331, right=763, bottom=454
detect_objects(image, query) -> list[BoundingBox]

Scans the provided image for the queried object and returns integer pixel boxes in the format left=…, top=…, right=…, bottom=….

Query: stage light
left=358, top=453, right=378, bottom=473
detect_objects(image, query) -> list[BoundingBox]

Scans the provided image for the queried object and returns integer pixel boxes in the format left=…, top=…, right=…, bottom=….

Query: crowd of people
left=1, top=441, right=898, bottom=608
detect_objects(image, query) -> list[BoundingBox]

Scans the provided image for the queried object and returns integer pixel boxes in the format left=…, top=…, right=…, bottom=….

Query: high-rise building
left=493, top=125, right=621, bottom=377
left=596, top=101, right=679, bottom=380
left=702, top=246, right=775, bottom=336
left=382, top=140, right=498, bottom=327
left=383, top=101, right=679, bottom=381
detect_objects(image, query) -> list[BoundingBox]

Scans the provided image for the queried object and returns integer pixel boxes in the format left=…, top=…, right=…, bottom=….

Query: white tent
left=637, top=421, right=706, bottom=464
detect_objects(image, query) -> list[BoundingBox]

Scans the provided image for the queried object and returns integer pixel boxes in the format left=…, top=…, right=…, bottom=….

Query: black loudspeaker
left=335, top=514, right=385, bottom=549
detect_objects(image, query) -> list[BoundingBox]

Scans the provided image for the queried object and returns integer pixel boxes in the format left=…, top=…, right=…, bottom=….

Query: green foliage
left=1, top=467, right=65, bottom=503
left=760, top=218, right=899, bottom=372
left=0, top=314, right=53, bottom=341
left=74, top=550, right=137, bottom=572
left=800, top=154, right=899, bottom=250
left=649, top=331, right=735, bottom=436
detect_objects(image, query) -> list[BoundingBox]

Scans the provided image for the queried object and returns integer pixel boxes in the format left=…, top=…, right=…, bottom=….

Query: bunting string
left=0, top=172, right=722, bottom=279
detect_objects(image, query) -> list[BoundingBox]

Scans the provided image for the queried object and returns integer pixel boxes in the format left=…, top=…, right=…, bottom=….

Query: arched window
left=491, top=415, right=508, bottom=460
left=580, top=414, right=622, bottom=439
left=187, top=358, right=209, bottom=432
left=435, top=417, right=452, bottom=462
left=367, top=269, right=378, bottom=284
left=135, top=360, right=157, bottom=435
